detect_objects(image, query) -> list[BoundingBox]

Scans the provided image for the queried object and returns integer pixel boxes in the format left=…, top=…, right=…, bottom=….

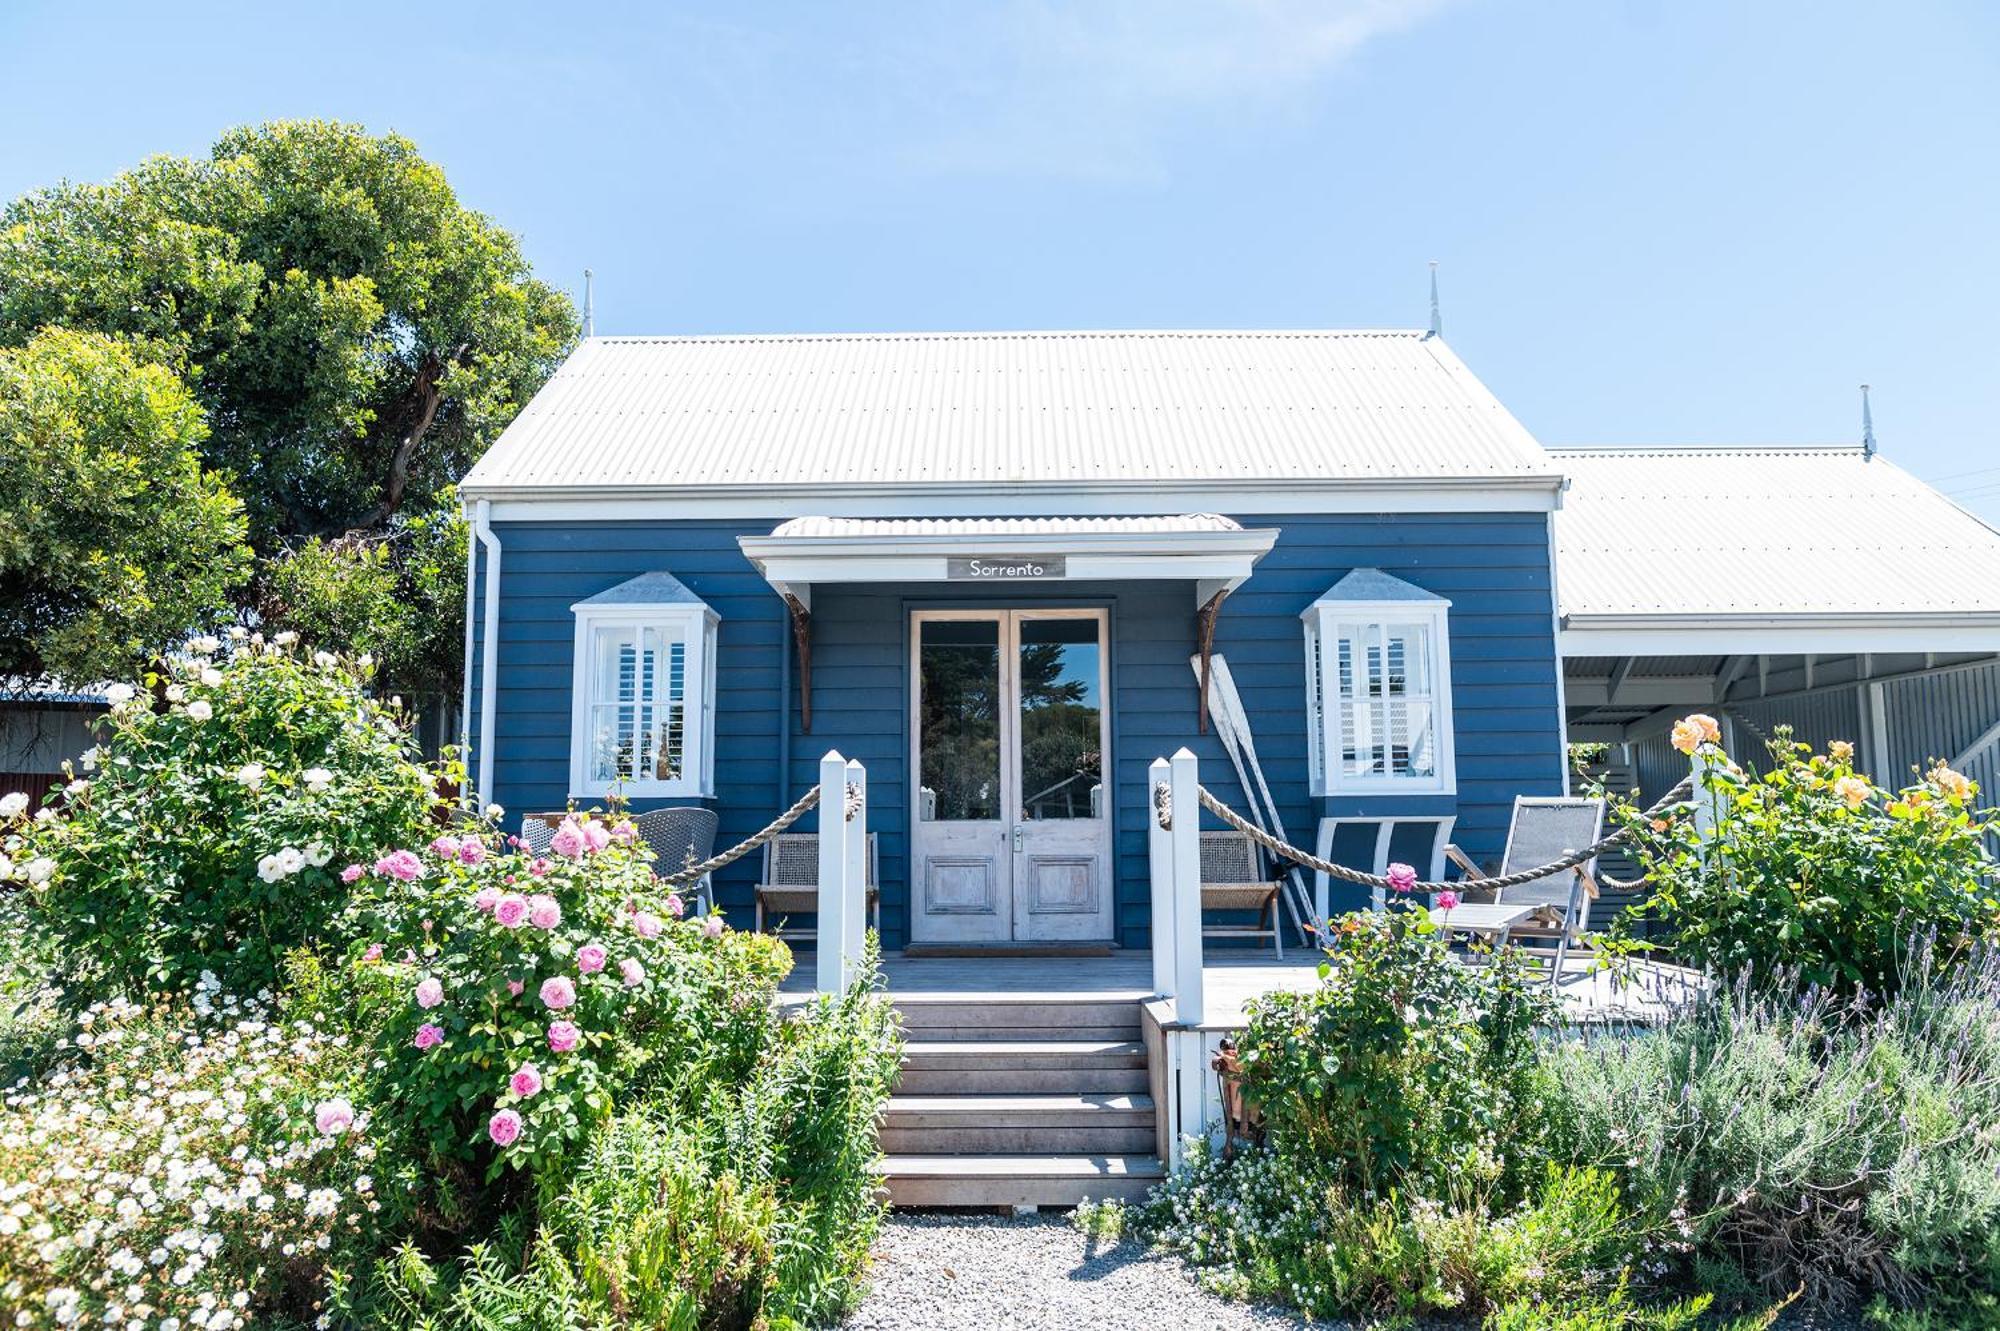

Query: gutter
left=472, top=499, right=503, bottom=810
left=456, top=473, right=1570, bottom=505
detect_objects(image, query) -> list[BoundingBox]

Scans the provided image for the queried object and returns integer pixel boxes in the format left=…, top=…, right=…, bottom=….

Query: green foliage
left=0, top=327, right=250, bottom=682
left=1542, top=945, right=2000, bottom=1310
left=1615, top=731, right=2000, bottom=995
left=1235, top=908, right=1557, bottom=1198
left=8, top=634, right=441, bottom=1001
left=263, top=487, right=469, bottom=697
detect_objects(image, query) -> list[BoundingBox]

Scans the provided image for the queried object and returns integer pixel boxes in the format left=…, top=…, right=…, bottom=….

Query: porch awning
left=737, top=514, right=1278, bottom=610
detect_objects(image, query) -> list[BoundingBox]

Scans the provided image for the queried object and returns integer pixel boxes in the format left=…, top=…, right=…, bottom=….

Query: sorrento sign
left=947, top=556, right=1067, bottom=580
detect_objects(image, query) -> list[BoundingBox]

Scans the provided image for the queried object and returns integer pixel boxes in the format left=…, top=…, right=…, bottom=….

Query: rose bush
left=5, top=634, right=441, bottom=1002
left=1616, top=723, right=2000, bottom=994
left=348, top=813, right=789, bottom=1175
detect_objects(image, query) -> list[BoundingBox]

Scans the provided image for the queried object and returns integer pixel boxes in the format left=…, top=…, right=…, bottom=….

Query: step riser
left=896, top=1024, right=1141, bottom=1044
left=885, top=1173, right=1158, bottom=1208
left=894, top=1068, right=1150, bottom=1095
left=893, top=1001, right=1142, bottom=1031
left=880, top=1126, right=1159, bottom=1155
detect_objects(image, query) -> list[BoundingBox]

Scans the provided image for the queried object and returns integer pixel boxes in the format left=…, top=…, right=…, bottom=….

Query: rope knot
left=1152, top=780, right=1173, bottom=831
left=844, top=781, right=864, bottom=822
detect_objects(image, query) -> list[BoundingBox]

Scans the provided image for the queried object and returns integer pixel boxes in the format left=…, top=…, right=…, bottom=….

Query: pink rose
left=577, top=944, right=607, bottom=974
left=1385, top=862, right=1418, bottom=895
left=529, top=857, right=551, bottom=877
left=314, top=1098, right=354, bottom=1135
left=583, top=821, right=611, bottom=853
left=631, top=911, right=663, bottom=940
left=429, top=835, right=462, bottom=859
left=413, top=1023, right=444, bottom=1050
left=665, top=893, right=685, bottom=919
left=488, top=1108, right=523, bottom=1146
left=610, top=820, right=638, bottom=844
left=619, top=958, right=645, bottom=987
left=375, top=849, right=425, bottom=882
left=493, top=893, right=529, bottom=928
left=340, top=864, right=365, bottom=884
left=702, top=915, right=724, bottom=939
left=510, top=1063, right=543, bottom=1098
left=528, top=894, right=562, bottom=930
left=539, top=976, right=576, bottom=1009
left=549, top=819, right=586, bottom=859
left=1436, top=890, right=1461, bottom=912
left=362, top=942, right=384, bottom=963
left=414, top=977, right=445, bottom=1009
left=458, top=839, right=487, bottom=866
left=547, top=1019, right=582, bottom=1053
left=507, top=978, right=525, bottom=996
left=472, top=886, right=500, bottom=913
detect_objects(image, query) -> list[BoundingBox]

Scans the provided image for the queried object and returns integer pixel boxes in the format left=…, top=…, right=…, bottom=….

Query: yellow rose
left=1828, top=740, right=1854, bottom=764
left=1929, top=763, right=1975, bottom=802
left=1833, top=776, right=1871, bottom=809
left=1670, top=713, right=1722, bottom=756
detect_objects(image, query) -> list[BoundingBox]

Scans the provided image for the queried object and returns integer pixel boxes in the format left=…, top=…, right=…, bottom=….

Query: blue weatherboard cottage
left=457, top=329, right=1570, bottom=953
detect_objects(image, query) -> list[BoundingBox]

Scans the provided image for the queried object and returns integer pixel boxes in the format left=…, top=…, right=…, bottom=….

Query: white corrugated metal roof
left=460, top=330, right=1557, bottom=496
left=1554, top=447, right=2000, bottom=622
left=769, top=514, right=1243, bottom=538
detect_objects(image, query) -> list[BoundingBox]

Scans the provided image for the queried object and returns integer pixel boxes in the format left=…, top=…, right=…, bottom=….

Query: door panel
left=910, top=609, right=1113, bottom=945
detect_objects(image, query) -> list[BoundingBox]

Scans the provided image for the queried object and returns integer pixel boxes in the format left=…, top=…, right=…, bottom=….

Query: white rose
left=165, top=684, right=186, bottom=703
left=275, top=847, right=304, bottom=875
left=0, top=792, right=27, bottom=820
left=33, top=807, right=54, bottom=824
left=80, top=747, right=99, bottom=772
left=273, top=631, right=298, bottom=647
left=256, top=856, right=284, bottom=884
left=199, top=667, right=223, bottom=687
left=301, top=767, right=333, bottom=794
left=24, top=857, right=55, bottom=885
left=186, top=700, right=213, bottom=722
left=314, top=652, right=336, bottom=670
left=65, top=780, right=88, bottom=798
left=304, top=842, right=331, bottom=868
left=0, top=854, right=12, bottom=880
left=188, top=635, right=220, bottom=655
left=484, top=802, right=505, bottom=821
left=235, top=764, right=265, bottom=790
left=103, top=684, right=135, bottom=705
left=227, top=626, right=248, bottom=640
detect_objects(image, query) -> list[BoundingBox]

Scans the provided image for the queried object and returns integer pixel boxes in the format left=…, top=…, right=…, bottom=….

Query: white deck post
left=1169, top=747, right=1205, bottom=1027
left=1148, top=756, right=1177, bottom=999
left=841, top=756, right=868, bottom=986
left=1689, top=747, right=1720, bottom=843
left=816, top=749, right=853, bottom=996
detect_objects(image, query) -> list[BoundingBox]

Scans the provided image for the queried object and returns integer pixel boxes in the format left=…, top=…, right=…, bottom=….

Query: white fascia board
left=468, top=477, right=1563, bottom=522
left=740, top=528, right=1279, bottom=589
left=1561, top=617, right=2000, bottom=657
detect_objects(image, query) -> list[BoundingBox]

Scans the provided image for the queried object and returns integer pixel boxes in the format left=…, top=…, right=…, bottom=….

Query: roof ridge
left=582, top=328, right=1432, bottom=345
left=1549, top=444, right=1869, bottom=457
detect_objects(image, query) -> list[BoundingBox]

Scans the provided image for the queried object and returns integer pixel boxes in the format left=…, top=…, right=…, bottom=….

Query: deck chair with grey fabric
left=752, top=832, right=881, bottom=943
left=1443, top=796, right=1604, bottom=981
left=1200, top=830, right=1283, bottom=956
left=517, top=816, right=557, bottom=855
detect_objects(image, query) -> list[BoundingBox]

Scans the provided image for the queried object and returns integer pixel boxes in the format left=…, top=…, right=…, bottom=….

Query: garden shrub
left=0, top=959, right=413, bottom=1330
left=1615, top=725, right=1999, bottom=995
left=1543, top=942, right=2000, bottom=1311
left=1234, top=908, right=1556, bottom=1199
left=6, top=633, right=442, bottom=1002
left=348, top=812, right=791, bottom=1174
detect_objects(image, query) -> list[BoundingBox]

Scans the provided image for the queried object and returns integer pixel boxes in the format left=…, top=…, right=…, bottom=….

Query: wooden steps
left=878, top=991, right=1164, bottom=1209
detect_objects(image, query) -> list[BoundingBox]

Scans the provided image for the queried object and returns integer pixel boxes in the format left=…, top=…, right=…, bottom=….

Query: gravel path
left=841, top=1211, right=1312, bottom=1331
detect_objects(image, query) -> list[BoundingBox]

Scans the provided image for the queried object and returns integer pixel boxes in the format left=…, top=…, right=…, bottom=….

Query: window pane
left=918, top=619, right=1001, bottom=822
left=589, top=624, right=687, bottom=785
left=1019, top=617, right=1103, bottom=821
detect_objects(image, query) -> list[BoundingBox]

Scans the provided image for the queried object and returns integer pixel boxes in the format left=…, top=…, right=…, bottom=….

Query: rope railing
left=656, top=783, right=823, bottom=888
left=1173, top=775, right=1694, bottom=896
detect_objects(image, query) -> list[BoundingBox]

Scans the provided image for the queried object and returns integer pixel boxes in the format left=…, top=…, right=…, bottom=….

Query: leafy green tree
left=0, top=328, right=249, bottom=682
left=0, top=120, right=577, bottom=689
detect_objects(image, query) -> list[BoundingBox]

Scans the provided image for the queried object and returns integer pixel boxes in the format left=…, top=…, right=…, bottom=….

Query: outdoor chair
left=752, top=831, right=881, bottom=943
left=517, top=815, right=558, bottom=855
left=633, top=807, right=719, bottom=915
left=1200, top=829, right=1283, bottom=956
left=1443, top=796, right=1604, bottom=981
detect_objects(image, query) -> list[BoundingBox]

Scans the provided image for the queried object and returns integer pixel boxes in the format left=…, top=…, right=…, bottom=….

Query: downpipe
left=472, top=499, right=503, bottom=811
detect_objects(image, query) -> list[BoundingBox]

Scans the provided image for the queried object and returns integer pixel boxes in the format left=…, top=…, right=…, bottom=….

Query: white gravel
left=840, top=1211, right=1312, bottom=1331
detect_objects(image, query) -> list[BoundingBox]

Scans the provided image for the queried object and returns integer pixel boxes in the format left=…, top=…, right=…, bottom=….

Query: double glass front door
left=909, top=609, right=1113, bottom=944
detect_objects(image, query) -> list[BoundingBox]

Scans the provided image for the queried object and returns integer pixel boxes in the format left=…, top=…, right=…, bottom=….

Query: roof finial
left=1427, top=260, right=1442, bottom=338
left=1860, top=383, right=1876, bottom=458
left=583, top=269, right=595, bottom=339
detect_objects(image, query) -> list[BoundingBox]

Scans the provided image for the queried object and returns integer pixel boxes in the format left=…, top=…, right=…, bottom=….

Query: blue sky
left=5, top=1, right=1998, bottom=516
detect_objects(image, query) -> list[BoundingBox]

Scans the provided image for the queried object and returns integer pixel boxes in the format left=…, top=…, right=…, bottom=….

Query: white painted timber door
left=910, top=609, right=1113, bottom=945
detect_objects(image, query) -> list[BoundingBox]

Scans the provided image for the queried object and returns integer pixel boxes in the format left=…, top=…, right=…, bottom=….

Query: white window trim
left=568, top=601, right=719, bottom=800
left=1304, top=597, right=1456, bottom=797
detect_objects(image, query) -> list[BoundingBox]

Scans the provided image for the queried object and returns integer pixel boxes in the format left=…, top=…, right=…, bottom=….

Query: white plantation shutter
left=570, top=575, right=718, bottom=798
left=1303, top=572, right=1455, bottom=795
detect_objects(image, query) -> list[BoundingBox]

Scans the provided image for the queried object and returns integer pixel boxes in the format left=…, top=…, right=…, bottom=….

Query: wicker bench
left=752, top=831, right=882, bottom=943
left=1201, top=830, right=1282, bottom=955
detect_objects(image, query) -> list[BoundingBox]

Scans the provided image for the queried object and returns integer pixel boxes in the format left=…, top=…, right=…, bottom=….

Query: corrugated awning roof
left=460, top=330, right=1559, bottom=499
left=1553, top=446, right=2000, bottom=652
left=769, top=514, right=1244, bottom=538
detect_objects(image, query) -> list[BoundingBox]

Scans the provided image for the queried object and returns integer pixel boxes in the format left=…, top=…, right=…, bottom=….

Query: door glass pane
left=1018, top=617, right=1103, bottom=821
left=918, top=619, right=1001, bottom=822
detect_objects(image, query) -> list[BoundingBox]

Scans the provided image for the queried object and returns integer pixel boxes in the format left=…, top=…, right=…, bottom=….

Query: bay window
left=568, top=573, right=718, bottom=799
left=1303, top=569, right=1455, bottom=796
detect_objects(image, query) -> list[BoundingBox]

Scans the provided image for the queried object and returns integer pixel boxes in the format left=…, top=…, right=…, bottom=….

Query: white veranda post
left=1168, top=747, right=1205, bottom=1028
left=1148, top=756, right=1177, bottom=999
left=815, top=750, right=868, bottom=996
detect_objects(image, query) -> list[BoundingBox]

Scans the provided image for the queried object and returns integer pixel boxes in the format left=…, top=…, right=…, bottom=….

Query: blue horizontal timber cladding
left=468, top=513, right=1566, bottom=951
